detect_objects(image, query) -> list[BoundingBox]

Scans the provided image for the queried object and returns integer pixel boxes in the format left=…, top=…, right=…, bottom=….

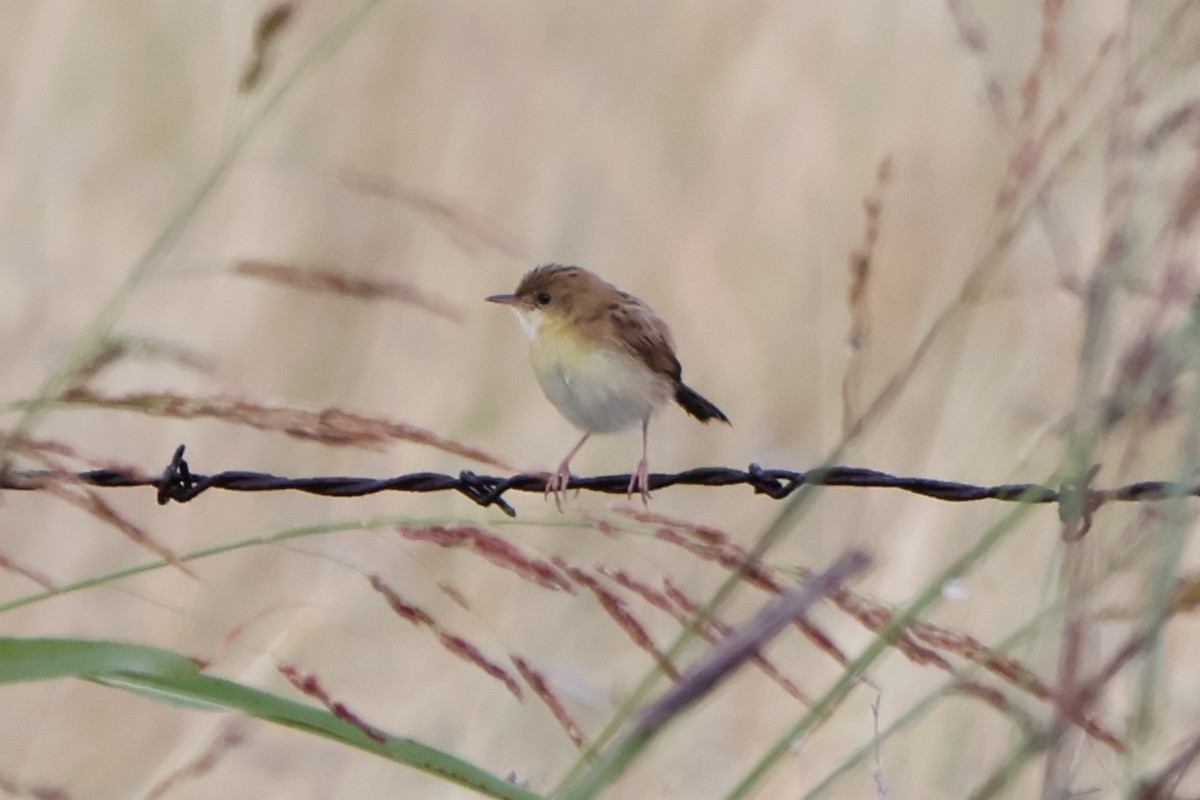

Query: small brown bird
left=487, top=264, right=729, bottom=504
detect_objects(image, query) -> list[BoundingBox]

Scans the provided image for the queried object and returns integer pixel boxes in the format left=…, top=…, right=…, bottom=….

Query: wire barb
left=3, top=445, right=1199, bottom=519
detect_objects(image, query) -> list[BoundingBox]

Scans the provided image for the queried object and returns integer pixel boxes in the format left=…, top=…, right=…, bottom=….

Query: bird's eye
left=535, top=292, right=553, bottom=306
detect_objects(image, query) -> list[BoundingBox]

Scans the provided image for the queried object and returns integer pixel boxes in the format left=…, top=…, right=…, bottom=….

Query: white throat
left=512, top=308, right=542, bottom=341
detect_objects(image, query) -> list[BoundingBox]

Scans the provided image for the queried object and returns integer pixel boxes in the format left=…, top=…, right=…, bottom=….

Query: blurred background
left=3, top=1, right=1200, bottom=798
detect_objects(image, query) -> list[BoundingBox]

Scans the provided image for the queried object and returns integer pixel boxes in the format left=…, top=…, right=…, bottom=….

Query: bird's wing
left=612, top=295, right=682, bottom=381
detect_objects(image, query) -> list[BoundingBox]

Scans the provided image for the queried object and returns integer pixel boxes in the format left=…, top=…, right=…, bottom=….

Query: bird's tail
left=675, top=383, right=730, bottom=424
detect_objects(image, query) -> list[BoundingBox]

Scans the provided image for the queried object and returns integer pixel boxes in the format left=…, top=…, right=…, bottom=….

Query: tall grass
left=3, top=2, right=1200, bottom=798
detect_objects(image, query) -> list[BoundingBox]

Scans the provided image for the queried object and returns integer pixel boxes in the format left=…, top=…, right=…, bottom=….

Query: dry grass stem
left=143, top=724, right=247, bottom=800
left=57, top=388, right=514, bottom=469
left=278, top=664, right=388, bottom=743
left=233, top=260, right=465, bottom=323
left=367, top=574, right=524, bottom=701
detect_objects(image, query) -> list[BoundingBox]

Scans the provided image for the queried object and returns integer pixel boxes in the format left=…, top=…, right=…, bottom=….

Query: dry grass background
left=3, top=1, right=1200, bottom=798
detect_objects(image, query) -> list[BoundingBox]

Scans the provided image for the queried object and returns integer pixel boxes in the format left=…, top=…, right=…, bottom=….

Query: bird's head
left=487, top=264, right=605, bottom=340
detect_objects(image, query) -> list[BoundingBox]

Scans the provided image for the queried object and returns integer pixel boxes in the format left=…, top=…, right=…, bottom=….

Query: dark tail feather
left=675, top=383, right=730, bottom=424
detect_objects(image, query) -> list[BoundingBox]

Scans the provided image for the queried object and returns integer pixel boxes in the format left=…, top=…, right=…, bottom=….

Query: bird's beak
left=486, top=293, right=520, bottom=306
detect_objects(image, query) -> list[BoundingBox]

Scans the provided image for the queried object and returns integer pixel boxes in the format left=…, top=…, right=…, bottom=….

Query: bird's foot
left=543, top=460, right=575, bottom=512
left=626, top=457, right=651, bottom=506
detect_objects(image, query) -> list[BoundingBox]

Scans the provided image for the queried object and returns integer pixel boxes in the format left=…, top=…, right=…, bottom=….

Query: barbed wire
left=2, top=445, right=1196, bottom=519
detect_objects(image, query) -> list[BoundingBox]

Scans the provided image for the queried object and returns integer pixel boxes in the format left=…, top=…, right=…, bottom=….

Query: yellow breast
left=527, top=315, right=672, bottom=434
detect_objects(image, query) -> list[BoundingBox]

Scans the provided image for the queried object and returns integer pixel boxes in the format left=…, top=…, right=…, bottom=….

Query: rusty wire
left=1, top=445, right=1194, bottom=519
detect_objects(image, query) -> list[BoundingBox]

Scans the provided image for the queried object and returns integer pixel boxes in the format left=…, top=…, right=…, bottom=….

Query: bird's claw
left=544, top=462, right=574, bottom=512
left=626, top=458, right=651, bottom=506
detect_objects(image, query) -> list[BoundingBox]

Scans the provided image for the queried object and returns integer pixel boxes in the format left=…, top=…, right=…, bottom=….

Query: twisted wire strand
left=2, top=445, right=1193, bottom=519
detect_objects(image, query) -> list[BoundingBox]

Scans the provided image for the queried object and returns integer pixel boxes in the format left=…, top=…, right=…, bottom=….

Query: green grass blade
left=0, top=637, right=542, bottom=800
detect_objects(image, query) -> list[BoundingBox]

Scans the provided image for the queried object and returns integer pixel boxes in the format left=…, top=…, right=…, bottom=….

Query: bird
left=486, top=264, right=729, bottom=505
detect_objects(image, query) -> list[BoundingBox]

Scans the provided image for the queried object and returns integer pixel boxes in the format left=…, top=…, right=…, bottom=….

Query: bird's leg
left=627, top=417, right=651, bottom=505
left=547, top=432, right=590, bottom=510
